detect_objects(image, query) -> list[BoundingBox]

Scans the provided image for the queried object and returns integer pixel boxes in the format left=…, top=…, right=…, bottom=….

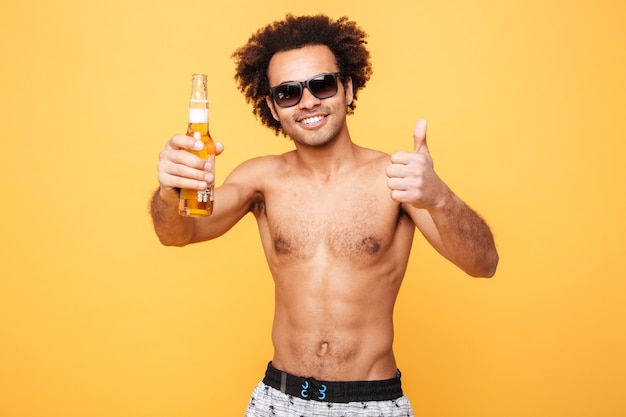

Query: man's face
left=266, top=44, right=353, bottom=147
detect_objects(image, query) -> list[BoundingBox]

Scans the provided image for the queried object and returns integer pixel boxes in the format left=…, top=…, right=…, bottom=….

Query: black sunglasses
left=270, top=72, right=341, bottom=108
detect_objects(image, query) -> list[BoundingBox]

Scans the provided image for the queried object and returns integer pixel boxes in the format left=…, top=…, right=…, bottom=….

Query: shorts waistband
left=261, top=362, right=403, bottom=403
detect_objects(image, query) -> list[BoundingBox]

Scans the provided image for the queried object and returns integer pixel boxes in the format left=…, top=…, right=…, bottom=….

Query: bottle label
left=188, top=108, right=209, bottom=123
left=195, top=187, right=213, bottom=203
left=197, top=154, right=215, bottom=202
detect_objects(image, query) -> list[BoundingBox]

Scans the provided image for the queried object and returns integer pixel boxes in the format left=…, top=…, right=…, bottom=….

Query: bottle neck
left=189, top=74, right=209, bottom=123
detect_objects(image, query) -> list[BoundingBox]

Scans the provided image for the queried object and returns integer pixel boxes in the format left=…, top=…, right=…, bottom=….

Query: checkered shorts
left=245, top=382, right=414, bottom=417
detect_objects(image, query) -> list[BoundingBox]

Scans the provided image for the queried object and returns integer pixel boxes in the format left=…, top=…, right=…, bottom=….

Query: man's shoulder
left=355, top=146, right=391, bottom=167
left=354, top=143, right=389, bottom=156
left=236, top=152, right=293, bottom=171
left=226, top=152, right=293, bottom=183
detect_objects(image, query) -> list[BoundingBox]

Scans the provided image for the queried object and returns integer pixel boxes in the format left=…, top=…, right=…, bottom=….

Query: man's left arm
left=386, top=119, right=499, bottom=277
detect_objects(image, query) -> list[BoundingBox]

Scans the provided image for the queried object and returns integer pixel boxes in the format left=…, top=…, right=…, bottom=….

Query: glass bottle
left=178, top=74, right=215, bottom=217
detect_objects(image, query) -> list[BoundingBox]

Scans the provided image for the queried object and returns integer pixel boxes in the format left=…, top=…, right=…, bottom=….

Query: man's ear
left=344, top=76, right=354, bottom=106
left=265, top=96, right=280, bottom=121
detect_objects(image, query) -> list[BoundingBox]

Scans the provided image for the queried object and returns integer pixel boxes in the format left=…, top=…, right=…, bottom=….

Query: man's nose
left=298, top=86, right=322, bottom=108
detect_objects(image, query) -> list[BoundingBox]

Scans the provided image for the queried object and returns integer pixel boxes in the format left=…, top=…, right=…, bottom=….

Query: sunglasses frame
left=269, top=72, right=342, bottom=108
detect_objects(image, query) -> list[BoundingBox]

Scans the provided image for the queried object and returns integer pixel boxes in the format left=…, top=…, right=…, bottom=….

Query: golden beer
left=178, top=74, right=215, bottom=217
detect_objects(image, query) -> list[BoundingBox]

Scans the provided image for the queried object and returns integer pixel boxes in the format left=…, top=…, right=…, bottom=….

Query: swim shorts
left=244, top=362, right=414, bottom=416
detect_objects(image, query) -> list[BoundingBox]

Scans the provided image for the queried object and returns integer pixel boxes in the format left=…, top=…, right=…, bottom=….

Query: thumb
left=412, top=119, right=428, bottom=153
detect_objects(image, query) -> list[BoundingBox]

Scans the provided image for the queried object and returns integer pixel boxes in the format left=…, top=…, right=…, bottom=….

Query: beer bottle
left=178, top=74, right=215, bottom=217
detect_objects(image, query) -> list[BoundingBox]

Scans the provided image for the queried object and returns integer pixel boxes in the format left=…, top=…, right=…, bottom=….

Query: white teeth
left=301, top=115, right=324, bottom=125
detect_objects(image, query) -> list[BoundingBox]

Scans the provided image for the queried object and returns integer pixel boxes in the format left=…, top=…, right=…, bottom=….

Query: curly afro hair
left=232, top=14, right=373, bottom=136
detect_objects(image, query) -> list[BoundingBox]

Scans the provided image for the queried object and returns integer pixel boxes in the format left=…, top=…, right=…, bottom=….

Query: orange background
left=1, top=0, right=625, bottom=416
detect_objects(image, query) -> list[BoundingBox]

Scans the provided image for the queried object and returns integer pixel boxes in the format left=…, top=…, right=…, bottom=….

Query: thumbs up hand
left=386, top=119, right=448, bottom=209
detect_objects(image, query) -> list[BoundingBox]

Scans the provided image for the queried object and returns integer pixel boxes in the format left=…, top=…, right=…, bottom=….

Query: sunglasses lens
left=309, top=74, right=338, bottom=99
left=274, top=83, right=302, bottom=107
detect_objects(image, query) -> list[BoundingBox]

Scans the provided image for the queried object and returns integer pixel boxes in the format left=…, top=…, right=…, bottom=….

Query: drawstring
left=300, top=378, right=328, bottom=400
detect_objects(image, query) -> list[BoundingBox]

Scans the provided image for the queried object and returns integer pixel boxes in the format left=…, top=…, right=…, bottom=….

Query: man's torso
left=248, top=147, right=416, bottom=381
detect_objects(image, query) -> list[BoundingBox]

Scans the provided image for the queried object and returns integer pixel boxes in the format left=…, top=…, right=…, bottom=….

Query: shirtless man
left=150, top=14, right=498, bottom=417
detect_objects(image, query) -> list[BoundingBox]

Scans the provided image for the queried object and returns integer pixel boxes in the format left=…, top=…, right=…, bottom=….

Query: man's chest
left=258, top=182, right=401, bottom=261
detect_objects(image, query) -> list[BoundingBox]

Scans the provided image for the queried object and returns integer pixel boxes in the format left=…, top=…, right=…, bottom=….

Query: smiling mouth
left=300, top=115, right=325, bottom=126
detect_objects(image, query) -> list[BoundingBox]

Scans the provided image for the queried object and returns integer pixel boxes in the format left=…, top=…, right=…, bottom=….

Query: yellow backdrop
left=1, top=0, right=625, bottom=416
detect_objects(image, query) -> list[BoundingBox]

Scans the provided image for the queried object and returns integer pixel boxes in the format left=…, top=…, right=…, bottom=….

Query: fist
left=157, top=134, right=224, bottom=194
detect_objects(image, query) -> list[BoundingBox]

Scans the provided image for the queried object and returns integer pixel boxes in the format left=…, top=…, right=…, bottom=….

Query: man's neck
left=292, top=135, right=360, bottom=182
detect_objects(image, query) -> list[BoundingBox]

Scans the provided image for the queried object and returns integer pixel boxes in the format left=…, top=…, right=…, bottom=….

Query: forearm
left=150, top=187, right=196, bottom=246
left=428, top=189, right=499, bottom=278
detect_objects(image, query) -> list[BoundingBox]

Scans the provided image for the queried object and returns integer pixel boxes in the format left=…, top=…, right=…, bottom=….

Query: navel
left=317, top=341, right=329, bottom=357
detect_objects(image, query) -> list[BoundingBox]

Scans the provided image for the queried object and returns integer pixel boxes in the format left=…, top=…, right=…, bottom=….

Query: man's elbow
left=156, top=233, right=192, bottom=247
left=470, top=251, right=499, bottom=278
